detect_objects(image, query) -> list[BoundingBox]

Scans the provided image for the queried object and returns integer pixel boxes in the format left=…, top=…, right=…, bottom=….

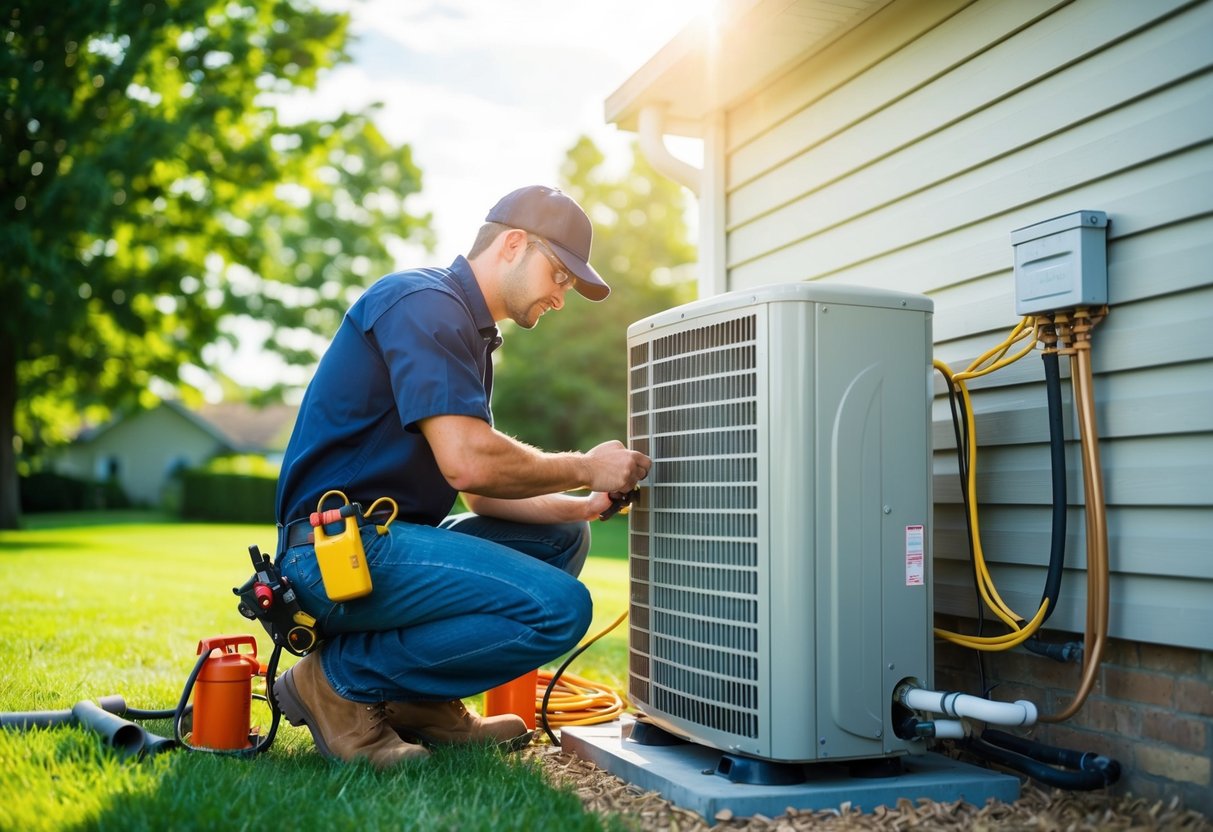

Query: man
left=272, top=185, right=651, bottom=768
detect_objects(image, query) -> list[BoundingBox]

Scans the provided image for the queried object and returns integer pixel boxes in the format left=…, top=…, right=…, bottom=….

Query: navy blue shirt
left=275, top=257, right=502, bottom=527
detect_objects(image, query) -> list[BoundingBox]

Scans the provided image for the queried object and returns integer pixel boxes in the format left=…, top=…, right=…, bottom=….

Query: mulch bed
left=529, top=745, right=1213, bottom=831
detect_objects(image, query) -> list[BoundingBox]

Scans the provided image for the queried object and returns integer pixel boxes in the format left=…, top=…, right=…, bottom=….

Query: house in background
left=53, top=400, right=298, bottom=506
left=607, top=0, right=1212, bottom=814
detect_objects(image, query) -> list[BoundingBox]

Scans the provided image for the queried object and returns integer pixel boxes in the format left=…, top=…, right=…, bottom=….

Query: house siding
left=716, top=0, right=1213, bottom=656
left=55, top=407, right=223, bottom=506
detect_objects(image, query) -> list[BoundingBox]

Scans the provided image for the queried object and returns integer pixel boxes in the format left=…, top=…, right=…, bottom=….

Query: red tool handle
left=196, top=634, right=258, bottom=659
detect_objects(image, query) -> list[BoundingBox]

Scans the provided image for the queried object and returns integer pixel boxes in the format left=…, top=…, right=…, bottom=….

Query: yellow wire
left=954, top=334, right=1038, bottom=382
left=953, top=317, right=1037, bottom=381
left=941, top=370, right=1023, bottom=628
left=934, top=316, right=1048, bottom=649
left=954, top=321, right=1025, bottom=378
left=935, top=599, right=1050, bottom=651
left=960, top=380, right=1025, bottom=626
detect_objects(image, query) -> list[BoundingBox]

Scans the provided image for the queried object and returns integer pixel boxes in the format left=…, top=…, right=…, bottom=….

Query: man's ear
left=498, top=228, right=529, bottom=263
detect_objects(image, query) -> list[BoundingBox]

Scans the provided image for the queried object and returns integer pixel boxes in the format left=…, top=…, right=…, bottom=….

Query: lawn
left=0, top=512, right=632, bottom=831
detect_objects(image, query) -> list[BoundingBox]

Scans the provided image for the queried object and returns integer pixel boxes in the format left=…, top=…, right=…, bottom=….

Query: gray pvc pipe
left=1, top=695, right=127, bottom=730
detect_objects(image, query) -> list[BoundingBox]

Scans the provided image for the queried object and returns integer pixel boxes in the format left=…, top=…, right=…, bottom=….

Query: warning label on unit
left=905, top=525, right=925, bottom=586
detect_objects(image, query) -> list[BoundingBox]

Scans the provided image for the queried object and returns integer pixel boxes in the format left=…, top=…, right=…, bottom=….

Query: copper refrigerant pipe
left=1041, top=308, right=1110, bottom=723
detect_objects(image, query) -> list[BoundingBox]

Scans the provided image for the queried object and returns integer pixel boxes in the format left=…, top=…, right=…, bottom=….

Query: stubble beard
left=502, top=258, right=543, bottom=330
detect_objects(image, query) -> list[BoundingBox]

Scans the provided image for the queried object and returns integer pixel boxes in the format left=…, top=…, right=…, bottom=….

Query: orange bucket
left=483, top=668, right=539, bottom=729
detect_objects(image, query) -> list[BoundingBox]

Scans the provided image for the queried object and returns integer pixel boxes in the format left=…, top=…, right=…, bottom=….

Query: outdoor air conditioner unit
left=626, top=282, right=935, bottom=765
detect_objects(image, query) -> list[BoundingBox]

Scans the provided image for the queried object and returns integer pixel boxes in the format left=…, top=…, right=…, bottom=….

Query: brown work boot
left=274, top=652, right=429, bottom=769
left=384, top=699, right=532, bottom=751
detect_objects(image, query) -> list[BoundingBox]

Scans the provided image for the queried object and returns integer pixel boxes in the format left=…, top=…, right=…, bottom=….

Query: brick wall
left=934, top=615, right=1213, bottom=817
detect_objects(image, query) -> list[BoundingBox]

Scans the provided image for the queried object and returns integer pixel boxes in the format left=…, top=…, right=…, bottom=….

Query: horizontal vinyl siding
left=721, top=0, right=1213, bottom=649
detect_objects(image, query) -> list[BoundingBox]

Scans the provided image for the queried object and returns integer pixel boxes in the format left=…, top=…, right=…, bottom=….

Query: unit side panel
left=873, top=307, right=934, bottom=756
left=813, top=300, right=884, bottom=762
left=812, top=301, right=934, bottom=761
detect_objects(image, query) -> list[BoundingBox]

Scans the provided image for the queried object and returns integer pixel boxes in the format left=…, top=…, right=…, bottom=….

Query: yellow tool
left=309, top=490, right=397, bottom=602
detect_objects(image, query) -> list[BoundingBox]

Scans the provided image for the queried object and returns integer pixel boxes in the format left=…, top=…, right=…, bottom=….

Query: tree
left=0, top=0, right=432, bottom=527
left=489, top=136, right=696, bottom=453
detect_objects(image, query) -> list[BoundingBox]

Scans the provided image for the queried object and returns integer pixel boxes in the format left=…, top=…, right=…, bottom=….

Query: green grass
left=0, top=512, right=633, bottom=831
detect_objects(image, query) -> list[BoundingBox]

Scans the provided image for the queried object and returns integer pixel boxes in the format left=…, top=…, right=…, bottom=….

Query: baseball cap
left=485, top=185, right=610, bottom=301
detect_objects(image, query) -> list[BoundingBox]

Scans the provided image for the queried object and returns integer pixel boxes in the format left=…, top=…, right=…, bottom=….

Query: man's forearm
left=421, top=415, right=590, bottom=497
left=462, top=492, right=601, bottom=524
left=421, top=414, right=649, bottom=498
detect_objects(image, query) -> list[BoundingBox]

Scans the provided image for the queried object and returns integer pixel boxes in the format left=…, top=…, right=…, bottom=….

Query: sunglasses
left=528, top=238, right=574, bottom=287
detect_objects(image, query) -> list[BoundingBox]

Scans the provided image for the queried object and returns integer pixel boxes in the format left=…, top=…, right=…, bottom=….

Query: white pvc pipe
left=901, top=687, right=1038, bottom=727
left=931, top=719, right=966, bottom=739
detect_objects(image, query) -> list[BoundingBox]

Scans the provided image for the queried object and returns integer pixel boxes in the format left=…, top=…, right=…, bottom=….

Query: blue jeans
left=278, top=513, right=593, bottom=703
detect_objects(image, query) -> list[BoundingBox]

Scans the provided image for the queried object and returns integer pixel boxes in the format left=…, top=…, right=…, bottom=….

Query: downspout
left=636, top=104, right=726, bottom=299
left=637, top=105, right=701, bottom=194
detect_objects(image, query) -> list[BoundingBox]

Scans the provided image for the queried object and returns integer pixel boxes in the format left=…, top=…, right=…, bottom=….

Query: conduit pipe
left=898, top=685, right=1038, bottom=727
left=1041, top=307, right=1110, bottom=723
left=637, top=105, right=701, bottom=195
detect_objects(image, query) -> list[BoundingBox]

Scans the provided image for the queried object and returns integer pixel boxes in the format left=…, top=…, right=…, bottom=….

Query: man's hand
left=583, top=441, right=651, bottom=494
left=598, top=488, right=641, bottom=521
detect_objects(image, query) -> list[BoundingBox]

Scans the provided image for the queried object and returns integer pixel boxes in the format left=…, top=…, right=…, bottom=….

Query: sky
left=207, top=0, right=706, bottom=392
left=279, top=0, right=705, bottom=262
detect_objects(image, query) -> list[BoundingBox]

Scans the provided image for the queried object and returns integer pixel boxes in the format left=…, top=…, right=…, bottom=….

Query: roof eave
left=605, top=0, right=896, bottom=135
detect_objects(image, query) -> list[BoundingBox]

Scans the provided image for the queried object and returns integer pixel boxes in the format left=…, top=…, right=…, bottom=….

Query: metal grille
left=628, top=314, right=761, bottom=740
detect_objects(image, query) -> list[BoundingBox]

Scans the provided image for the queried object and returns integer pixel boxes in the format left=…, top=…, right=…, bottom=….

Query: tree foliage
left=0, top=0, right=432, bottom=527
left=490, top=136, right=696, bottom=453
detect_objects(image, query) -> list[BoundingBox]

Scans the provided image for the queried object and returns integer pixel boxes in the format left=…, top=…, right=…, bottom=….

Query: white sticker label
left=905, top=524, right=924, bottom=586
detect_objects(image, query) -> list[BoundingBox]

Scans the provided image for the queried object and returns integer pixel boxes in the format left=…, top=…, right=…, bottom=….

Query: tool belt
left=236, top=492, right=399, bottom=656
left=278, top=507, right=395, bottom=551
left=234, top=545, right=321, bottom=656
left=279, top=517, right=315, bottom=551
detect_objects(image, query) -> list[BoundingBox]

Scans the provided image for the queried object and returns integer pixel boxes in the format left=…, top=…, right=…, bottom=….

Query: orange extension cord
left=534, top=610, right=630, bottom=736
left=535, top=669, right=627, bottom=729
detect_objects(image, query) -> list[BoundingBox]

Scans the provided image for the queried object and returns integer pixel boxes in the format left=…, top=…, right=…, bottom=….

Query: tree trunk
left=0, top=332, right=21, bottom=529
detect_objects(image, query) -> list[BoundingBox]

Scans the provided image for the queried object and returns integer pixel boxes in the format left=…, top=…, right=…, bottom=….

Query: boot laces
left=364, top=702, right=390, bottom=728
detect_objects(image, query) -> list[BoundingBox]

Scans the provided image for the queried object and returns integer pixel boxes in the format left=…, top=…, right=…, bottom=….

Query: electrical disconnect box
left=1011, top=210, right=1108, bottom=315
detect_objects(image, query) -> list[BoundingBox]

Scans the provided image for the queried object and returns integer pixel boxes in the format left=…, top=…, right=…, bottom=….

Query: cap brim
left=549, top=240, right=610, bottom=301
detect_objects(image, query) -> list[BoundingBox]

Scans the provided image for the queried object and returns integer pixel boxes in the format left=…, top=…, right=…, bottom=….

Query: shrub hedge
left=179, top=470, right=277, bottom=524
left=20, top=472, right=131, bottom=513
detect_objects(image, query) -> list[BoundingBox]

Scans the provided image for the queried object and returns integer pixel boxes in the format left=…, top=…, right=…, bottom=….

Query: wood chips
left=530, top=746, right=1213, bottom=832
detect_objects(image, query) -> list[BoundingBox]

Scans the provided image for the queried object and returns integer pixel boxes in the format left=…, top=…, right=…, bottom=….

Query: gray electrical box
left=1011, top=210, right=1108, bottom=315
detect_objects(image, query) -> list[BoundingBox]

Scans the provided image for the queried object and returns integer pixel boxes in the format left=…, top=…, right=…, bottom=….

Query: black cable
left=172, top=643, right=283, bottom=757
left=123, top=704, right=189, bottom=721
left=983, top=728, right=1118, bottom=776
left=538, top=640, right=597, bottom=748
left=172, top=650, right=209, bottom=747
left=964, top=729, right=1120, bottom=790
left=254, top=643, right=284, bottom=753
left=1038, top=350, right=1067, bottom=622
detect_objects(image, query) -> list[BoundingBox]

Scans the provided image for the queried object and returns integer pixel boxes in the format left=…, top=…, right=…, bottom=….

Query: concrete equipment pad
left=561, top=717, right=1020, bottom=822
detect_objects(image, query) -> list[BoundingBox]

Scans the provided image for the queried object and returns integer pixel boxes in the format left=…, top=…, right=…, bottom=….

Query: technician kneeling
left=272, top=185, right=651, bottom=768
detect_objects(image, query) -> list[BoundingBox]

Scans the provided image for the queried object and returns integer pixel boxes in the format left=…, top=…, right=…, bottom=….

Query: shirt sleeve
left=370, top=288, right=492, bottom=432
